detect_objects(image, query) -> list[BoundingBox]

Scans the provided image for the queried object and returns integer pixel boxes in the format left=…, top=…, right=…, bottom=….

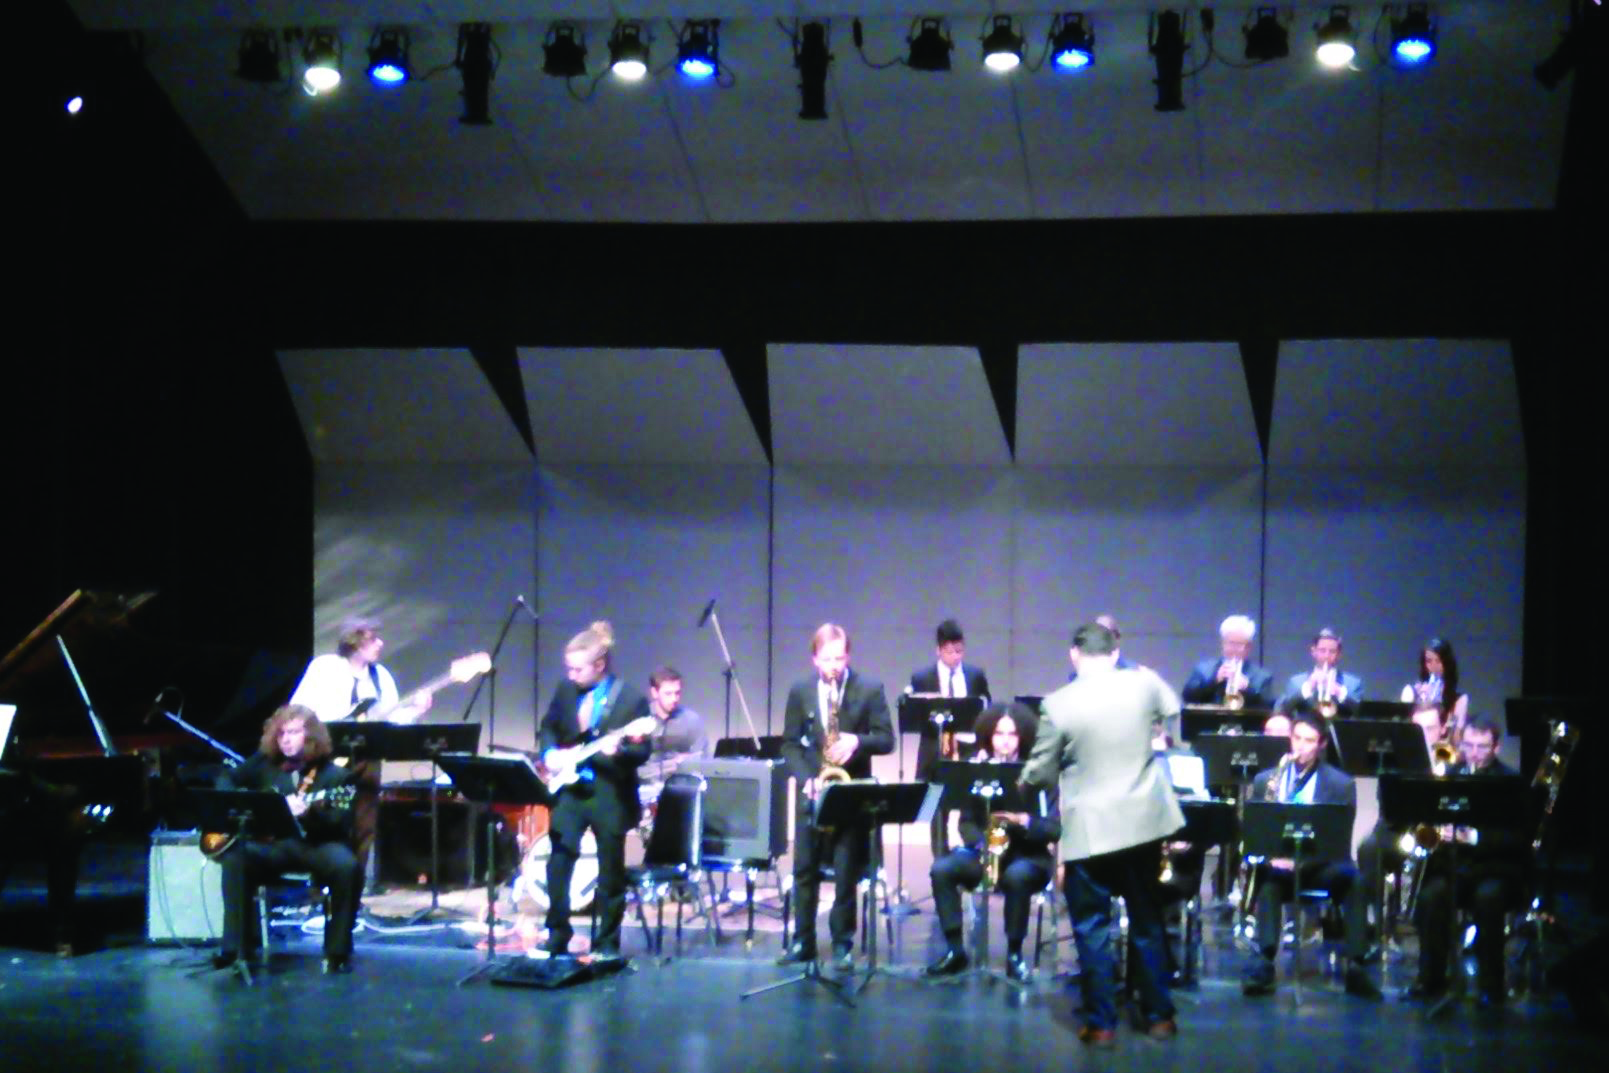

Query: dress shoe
left=1077, top=1025, right=1117, bottom=1049
left=1241, top=958, right=1276, bottom=997
left=1005, top=953, right=1031, bottom=984
left=923, top=949, right=970, bottom=978
left=541, top=936, right=573, bottom=958
left=322, top=955, right=353, bottom=975
left=1146, top=1019, right=1178, bottom=1041
left=831, top=946, right=855, bottom=973
left=775, top=942, right=817, bottom=967
left=1344, top=963, right=1383, bottom=1000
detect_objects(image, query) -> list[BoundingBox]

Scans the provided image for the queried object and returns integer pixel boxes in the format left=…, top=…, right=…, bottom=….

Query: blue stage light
left=1050, top=13, right=1095, bottom=71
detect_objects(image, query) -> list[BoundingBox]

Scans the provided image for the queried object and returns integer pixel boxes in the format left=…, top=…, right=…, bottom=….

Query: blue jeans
left=1065, top=840, right=1175, bottom=1031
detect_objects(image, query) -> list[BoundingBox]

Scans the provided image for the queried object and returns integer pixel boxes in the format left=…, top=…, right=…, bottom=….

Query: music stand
left=1241, top=801, right=1353, bottom=1007
left=1331, top=719, right=1432, bottom=778
left=1192, top=734, right=1288, bottom=789
left=890, top=695, right=983, bottom=916
left=1378, top=773, right=1530, bottom=1018
left=1356, top=700, right=1414, bottom=722
left=188, top=789, right=307, bottom=986
left=1181, top=708, right=1271, bottom=742
left=435, top=754, right=555, bottom=987
left=714, top=736, right=786, bottom=760
left=333, top=723, right=482, bottom=925
left=933, top=760, right=1037, bottom=983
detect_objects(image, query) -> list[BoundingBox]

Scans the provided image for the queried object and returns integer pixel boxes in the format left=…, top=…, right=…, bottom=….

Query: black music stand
left=933, top=760, right=1036, bottom=984
left=1378, top=773, right=1530, bottom=1019
left=1193, top=734, right=1288, bottom=789
left=1331, top=719, right=1432, bottom=778
left=1181, top=708, right=1271, bottom=742
left=332, top=722, right=482, bottom=925
left=1357, top=700, right=1414, bottom=722
left=435, top=754, right=555, bottom=987
left=1241, top=801, right=1354, bottom=1007
left=714, top=736, right=786, bottom=760
left=891, top=695, right=983, bottom=916
left=188, top=789, right=307, bottom=986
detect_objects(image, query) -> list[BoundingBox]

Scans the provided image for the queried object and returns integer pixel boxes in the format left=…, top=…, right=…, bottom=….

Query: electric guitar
left=542, top=716, right=658, bottom=793
left=200, top=783, right=359, bottom=858
left=348, top=652, right=492, bottom=721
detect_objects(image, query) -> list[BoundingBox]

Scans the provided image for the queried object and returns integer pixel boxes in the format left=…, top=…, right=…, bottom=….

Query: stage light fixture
left=236, top=29, right=282, bottom=84
left=1314, top=6, right=1357, bottom=68
left=677, top=20, right=720, bottom=80
left=1149, top=10, right=1188, bottom=112
left=794, top=21, right=832, bottom=120
left=609, top=22, right=650, bottom=81
left=1050, top=13, right=1095, bottom=70
left=455, top=22, right=495, bottom=124
left=1390, top=5, right=1437, bottom=65
left=543, top=23, right=588, bottom=78
left=1243, top=7, right=1289, bottom=61
left=66, top=95, right=84, bottom=115
left=366, top=28, right=411, bottom=86
left=981, top=15, right=1024, bottom=72
left=907, top=17, right=953, bottom=71
left=300, top=30, right=342, bottom=96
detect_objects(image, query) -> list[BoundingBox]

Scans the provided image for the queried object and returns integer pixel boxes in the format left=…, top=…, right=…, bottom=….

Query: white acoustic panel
left=312, top=462, right=538, bottom=751
left=769, top=346, right=1009, bottom=465
left=1270, top=339, right=1523, bottom=467
left=518, top=349, right=764, bottom=464
left=1262, top=465, right=1525, bottom=722
left=278, top=348, right=529, bottom=463
left=536, top=464, right=771, bottom=733
left=1017, top=343, right=1260, bottom=466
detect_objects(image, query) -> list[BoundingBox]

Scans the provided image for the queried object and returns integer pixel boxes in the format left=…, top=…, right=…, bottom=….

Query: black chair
left=626, top=773, right=718, bottom=959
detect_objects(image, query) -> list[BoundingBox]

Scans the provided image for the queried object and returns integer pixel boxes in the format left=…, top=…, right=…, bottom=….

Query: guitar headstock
left=452, top=652, right=493, bottom=683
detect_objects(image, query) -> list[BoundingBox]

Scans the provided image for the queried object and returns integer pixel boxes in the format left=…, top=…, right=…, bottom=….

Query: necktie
left=948, top=667, right=959, bottom=698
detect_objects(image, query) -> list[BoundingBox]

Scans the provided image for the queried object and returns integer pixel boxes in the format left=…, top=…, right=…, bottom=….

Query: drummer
left=639, top=667, right=710, bottom=808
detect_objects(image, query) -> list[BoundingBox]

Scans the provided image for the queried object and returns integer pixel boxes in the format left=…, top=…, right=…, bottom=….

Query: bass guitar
left=347, top=652, right=492, bottom=721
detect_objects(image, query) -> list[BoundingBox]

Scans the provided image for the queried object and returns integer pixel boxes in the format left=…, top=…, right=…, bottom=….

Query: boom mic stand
left=698, top=598, right=762, bottom=751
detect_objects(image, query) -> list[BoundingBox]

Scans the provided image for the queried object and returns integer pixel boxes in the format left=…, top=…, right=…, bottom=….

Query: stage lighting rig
left=794, top=21, right=832, bottom=120
left=981, top=15, right=1024, bottom=72
left=455, top=22, right=496, bottom=124
left=1314, top=6, right=1357, bottom=69
left=1242, top=7, right=1289, bottom=61
left=1049, top=13, right=1095, bottom=70
left=907, top=17, right=954, bottom=71
left=543, top=23, right=588, bottom=78
left=1148, top=10, right=1188, bottom=112
left=609, top=21, right=651, bottom=81
left=300, top=29, right=342, bottom=96
left=366, top=28, right=411, bottom=86
left=1389, top=5, right=1437, bottom=65
left=236, top=29, right=282, bottom=84
left=677, top=20, right=720, bottom=80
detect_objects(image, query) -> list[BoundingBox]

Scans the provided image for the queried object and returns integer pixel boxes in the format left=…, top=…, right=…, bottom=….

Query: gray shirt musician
left=1023, top=622, right=1184, bottom=1046
left=640, top=665, right=710, bottom=802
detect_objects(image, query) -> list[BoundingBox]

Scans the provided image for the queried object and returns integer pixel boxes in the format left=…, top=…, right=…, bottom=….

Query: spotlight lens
left=1394, top=37, right=1433, bottom=64
left=1315, top=41, right=1355, bottom=68
left=1054, top=48, right=1092, bottom=70
left=612, top=58, right=648, bottom=81
left=66, top=95, right=84, bottom=115
left=370, top=62, right=407, bottom=85
left=303, top=65, right=341, bottom=94
left=984, top=51, right=1020, bottom=72
left=679, top=57, right=715, bottom=79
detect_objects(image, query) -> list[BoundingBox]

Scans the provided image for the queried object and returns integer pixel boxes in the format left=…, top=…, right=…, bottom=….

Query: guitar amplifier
left=681, top=758, right=789, bottom=862
left=146, top=830, right=224, bottom=943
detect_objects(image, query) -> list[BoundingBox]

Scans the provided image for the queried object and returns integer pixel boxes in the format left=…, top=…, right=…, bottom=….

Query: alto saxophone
left=982, top=814, right=1011, bottom=891
left=819, top=688, right=851, bottom=787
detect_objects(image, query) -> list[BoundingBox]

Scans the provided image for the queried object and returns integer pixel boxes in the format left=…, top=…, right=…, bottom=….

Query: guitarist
left=289, top=618, right=434, bottom=725
left=214, top=705, right=362, bottom=974
left=537, top=621, right=651, bottom=959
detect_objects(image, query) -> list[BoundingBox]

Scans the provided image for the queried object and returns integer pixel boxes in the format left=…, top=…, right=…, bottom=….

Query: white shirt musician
left=290, top=619, right=433, bottom=725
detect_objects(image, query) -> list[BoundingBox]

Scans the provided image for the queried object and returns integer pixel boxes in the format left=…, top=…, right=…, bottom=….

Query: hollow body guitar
left=200, top=784, right=358, bottom=858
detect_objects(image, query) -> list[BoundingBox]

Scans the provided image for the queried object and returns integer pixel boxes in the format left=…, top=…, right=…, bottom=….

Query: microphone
left=697, top=598, right=717, bottom=628
left=516, top=595, right=540, bottom=623
left=142, top=687, right=179, bottom=725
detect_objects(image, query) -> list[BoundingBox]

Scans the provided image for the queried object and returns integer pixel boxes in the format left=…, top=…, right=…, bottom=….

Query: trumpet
left=1313, top=666, right=1338, bottom=719
left=1223, top=659, right=1245, bottom=711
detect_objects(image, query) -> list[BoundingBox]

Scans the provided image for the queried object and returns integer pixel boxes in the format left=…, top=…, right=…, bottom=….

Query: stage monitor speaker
left=147, top=830, right=223, bottom=943
left=682, top=758, right=788, bottom=862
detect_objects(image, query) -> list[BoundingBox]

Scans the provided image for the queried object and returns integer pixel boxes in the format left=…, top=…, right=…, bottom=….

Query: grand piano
left=0, top=590, right=299, bottom=951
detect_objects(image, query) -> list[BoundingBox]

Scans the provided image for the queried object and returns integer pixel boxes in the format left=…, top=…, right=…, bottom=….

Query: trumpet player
left=1181, top=614, right=1277, bottom=709
left=1401, top=637, right=1470, bottom=747
left=1409, top=715, right=1525, bottom=1007
left=924, top=703, right=1058, bottom=983
left=777, top=624, right=893, bottom=971
left=1241, top=710, right=1381, bottom=999
left=1281, top=627, right=1364, bottom=718
left=909, top=619, right=993, bottom=857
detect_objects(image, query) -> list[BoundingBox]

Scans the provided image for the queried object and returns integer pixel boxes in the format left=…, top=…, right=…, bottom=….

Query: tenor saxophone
left=819, top=689, right=851, bottom=786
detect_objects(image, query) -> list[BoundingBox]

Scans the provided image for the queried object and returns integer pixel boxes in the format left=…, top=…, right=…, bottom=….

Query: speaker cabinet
left=682, top=758, right=789, bottom=862
left=147, top=831, right=223, bottom=943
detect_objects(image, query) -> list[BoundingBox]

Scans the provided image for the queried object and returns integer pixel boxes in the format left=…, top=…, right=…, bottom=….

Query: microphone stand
left=700, top=600, right=762, bottom=751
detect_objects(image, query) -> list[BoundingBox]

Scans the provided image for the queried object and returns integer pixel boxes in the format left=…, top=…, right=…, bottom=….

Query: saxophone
left=982, top=815, right=1011, bottom=891
left=1264, top=753, right=1293, bottom=802
left=819, top=687, right=851, bottom=787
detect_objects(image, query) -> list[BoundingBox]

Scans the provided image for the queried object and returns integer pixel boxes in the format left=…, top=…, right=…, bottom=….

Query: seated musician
left=910, top=619, right=992, bottom=858
left=214, top=704, right=362, bottom=974
left=0, top=767, right=91, bottom=957
left=1280, top=628, right=1364, bottom=718
left=924, top=702, right=1058, bottom=983
left=1181, top=614, right=1277, bottom=710
left=1409, top=715, right=1526, bottom=1006
left=1402, top=636, right=1470, bottom=748
left=1242, top=710, right=1380, bottom=999
left=639, top=665, right=709, bottom=813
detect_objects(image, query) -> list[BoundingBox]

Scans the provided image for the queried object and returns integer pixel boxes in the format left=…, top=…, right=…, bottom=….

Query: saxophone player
left=1241, top=710, right=1380, bottom=999
left=924, top=703, right=1058, bottom=982
left=777, top=624, right=894, bottom=972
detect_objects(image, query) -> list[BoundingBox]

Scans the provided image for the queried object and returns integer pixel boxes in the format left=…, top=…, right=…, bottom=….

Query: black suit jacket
left=219, top=752, right=357, bottom=846
left=538, top=677, right=652, bottom=800
left=1180, top=657, right=1277, bottom=708
left=955, top=780, right=1061, bottom=864
left=1251, top=759, right=1357, bottom=861
left=909, top=662, right=991, bottom=779
left=780, top=670, right=894, bottom=786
